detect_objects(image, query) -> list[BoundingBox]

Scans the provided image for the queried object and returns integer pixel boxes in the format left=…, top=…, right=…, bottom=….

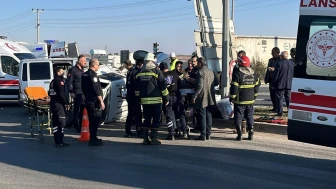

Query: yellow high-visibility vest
left=170, top=59, right=178, bottom=70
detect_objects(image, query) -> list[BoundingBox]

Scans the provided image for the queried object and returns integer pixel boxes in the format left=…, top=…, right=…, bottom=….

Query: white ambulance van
left=0, top=37, right=36, bottom=100
left=287, top=0, right=336, bottom=148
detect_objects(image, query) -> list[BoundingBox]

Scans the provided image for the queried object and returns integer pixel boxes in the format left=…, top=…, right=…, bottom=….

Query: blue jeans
left=197, top=106, right=213, bottom=137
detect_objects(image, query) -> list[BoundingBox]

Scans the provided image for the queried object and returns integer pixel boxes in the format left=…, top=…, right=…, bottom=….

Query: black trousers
left=197, top=106, right=213, bottom=137
left=275, top=89, right=291, bottom=116
left=175, top=96, right=187, bottom=132
left=269, top=85, right=277, bottom=109
left=85, top=102, right=102, bottom=140
left=143, top=104, right=162, bottom=129
left=162, top=96, right=177, bottom=133
left=125, top=100, right=142, bottom=134
left=234, top=104, right=254, bottom=135
left=73, top=94, right=84, bottom=129
left=51, top=102, right=66, bottom=144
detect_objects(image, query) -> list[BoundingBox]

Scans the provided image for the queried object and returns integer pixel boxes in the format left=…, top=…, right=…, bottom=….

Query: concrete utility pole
left=32, top=9, right=44, bottom=43
left=231, top=0, right=234, bottom=21
left=221, top=0, right=230, bottom=98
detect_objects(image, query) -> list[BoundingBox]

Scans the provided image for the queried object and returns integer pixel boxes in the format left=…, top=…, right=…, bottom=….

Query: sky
left=0, top=0, right=300, bottom=55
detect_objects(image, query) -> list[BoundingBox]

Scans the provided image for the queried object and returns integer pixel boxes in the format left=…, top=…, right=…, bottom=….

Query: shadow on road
left=0, top=122, right=335, bottom=189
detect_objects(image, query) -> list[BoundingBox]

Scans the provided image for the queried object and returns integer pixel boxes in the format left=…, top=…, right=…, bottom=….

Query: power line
left=43, top=17, right=194, bottom=29
left=43, top=0, right=176, bottom=11
left=2, top=25, right=35, bottom=35
left=0, top=12, right=33, bottom=25
left=42, top=13, right=192, bottom=25
left=40, top=6, right=192, bottom=21
left=0, top=21, right=35, bottom=32
left=0, top=10, right=31, bottom=23
left=235, top=0, right=297, bottom=12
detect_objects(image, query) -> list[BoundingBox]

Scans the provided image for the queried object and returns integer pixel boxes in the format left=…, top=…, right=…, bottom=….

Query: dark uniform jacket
left=81, top=69, right=103, bottom=104
left=49, top=75, right=69, bottom=105
left=126, top=67, right=141, bottom=102
left=134, top=62, right=169, bottom=105
left=272, top=59, right=294, bottom=90
left=230, top=66, right=261, bottom=105
left=163, top=70, right=181, bottom=96
left=264, top=57, right=280, bottom=85
left=67, top=65, right=84, bottom=95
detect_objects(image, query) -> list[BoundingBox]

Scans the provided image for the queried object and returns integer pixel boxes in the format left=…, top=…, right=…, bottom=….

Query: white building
left=235, top=35, right=296, bottom=64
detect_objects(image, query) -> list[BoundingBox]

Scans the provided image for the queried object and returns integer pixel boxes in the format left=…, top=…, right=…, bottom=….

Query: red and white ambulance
left=0, top=37, right=36, bottom=100
left=287, top=0, right=336, bottom=147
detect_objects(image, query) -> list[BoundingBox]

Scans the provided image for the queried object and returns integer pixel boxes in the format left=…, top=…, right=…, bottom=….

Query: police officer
left=135, top=53, right=169, bottom=145
left=124, top=59, right=144, bottom=138
left=67, top=55, right=86, bottom=133
left=81, top=58, right=104, bottom=146
left=49, top=67, right=70, bottom=147
left=229, top=56, right=260, bottom=141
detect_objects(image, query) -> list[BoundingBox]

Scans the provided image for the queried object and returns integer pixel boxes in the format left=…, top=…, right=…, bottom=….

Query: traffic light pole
left=153, top=42, right=159, bottom=54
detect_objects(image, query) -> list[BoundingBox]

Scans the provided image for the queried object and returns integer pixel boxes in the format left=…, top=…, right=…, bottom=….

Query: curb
left=212, top=118, right=287, bottom=135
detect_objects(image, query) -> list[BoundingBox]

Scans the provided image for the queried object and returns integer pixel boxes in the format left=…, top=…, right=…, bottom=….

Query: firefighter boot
left=248, top=127, right=254, bottom=140
left=142, top=128, right=151, bottom=145
left=235, top=125, right=242, bottom=141
left=151, top=129, right=162, bottom=145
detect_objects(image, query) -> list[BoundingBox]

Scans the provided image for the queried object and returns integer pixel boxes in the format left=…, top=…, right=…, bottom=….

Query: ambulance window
left=22, top=63, right=27, bottom=81
left=295, top=16, right=336, bottom=80
left=0, top=56, right=19, bottom=76
left=29, top=62, right=51, bottom=80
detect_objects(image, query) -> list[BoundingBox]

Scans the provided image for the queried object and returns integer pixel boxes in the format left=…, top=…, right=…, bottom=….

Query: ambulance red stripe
left=0, top=80, right=19, bottom=86
left=289, top=105, right=336, bottom=115
left=291, top=92, right=336, bottom=109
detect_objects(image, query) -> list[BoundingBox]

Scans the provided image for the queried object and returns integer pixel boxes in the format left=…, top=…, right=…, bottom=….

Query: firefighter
left=49, top=67, right=70, bottom=147
left=124, top=59, right=144, bottom=138
left=81, top=58, right=104, bottom=146
left=135, top=53, right=169, bottom=145
left=229, top=56, right=260, bottom=141
left=66, top=55, right=86, bottom=133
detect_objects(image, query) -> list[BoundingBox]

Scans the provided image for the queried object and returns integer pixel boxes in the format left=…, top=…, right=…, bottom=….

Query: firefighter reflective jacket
left=229, top=66, right=260, bottom=105
left=134, top=62, right=169, bottom=105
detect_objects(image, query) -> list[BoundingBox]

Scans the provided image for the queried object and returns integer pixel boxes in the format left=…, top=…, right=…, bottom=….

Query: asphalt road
left=0, top=101, right=335, bottom=189
left=255, top=84, right=272, bottom=107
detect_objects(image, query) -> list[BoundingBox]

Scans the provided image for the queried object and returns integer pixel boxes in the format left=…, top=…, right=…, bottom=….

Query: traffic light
left=153, top=42, right=159, bottom=53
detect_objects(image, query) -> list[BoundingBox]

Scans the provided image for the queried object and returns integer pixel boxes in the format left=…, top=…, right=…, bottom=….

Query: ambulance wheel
left=39, top=133, right=44, bottom=141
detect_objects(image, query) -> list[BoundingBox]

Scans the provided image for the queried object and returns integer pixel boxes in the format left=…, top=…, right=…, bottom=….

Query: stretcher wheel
left=31, top=131, right=34, bottom=137
left=39, top=133, right=44, bottom=141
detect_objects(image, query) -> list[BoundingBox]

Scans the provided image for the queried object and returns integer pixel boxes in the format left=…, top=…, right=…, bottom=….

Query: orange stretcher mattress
left=24, top=86, right=49, bottom=101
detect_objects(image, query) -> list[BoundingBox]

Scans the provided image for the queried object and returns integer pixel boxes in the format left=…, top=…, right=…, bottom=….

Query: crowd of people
left=46, top=48, right=294, bottom=147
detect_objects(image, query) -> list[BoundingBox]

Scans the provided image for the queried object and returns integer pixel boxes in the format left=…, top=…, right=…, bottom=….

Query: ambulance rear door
left=26, top=60, right=53, bottom=93
left=287, top=11, right=336, bottom=147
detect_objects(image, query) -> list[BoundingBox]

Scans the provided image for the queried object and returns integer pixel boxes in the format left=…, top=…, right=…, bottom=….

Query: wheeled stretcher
left=23, top=87, right=52, bottom=141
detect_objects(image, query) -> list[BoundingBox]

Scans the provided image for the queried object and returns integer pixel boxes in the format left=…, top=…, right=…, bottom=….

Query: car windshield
left=14, top=53, right=37, bottom=60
